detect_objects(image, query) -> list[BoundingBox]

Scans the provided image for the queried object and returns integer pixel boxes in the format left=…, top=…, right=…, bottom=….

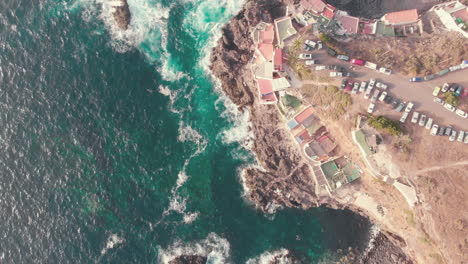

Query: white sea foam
left=246, top=248, right=292, bottom=264
left=158, top=85, right=181, bottom=114
left=157, top=232, right=231, bottom=264
left=361, top=224, right=381, bottom=258
left=100, top=234, right=124, bottom=255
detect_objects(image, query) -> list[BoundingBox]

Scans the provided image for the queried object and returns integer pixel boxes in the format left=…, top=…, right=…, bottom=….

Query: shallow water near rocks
left=0, top=0, right=373, bottom=262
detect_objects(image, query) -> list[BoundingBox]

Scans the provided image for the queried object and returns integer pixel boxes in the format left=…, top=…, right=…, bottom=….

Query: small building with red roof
left=336, top=13, right=360, bottom=35
left=381, top=9, right=419, bottom=26
left=294, top=107, right=314, bottom=123
left=256, top=79, right=277, bottom=104
left=300, top=0, right=327, bottom=15
left=273, top=48, right=284, bottom=72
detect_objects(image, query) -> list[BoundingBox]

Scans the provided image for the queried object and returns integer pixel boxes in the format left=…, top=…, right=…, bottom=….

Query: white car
left=351, top=82, right=359, bottom=94
left=405, top=102, right=414, bottom=113
left=305, top=40, right=317, bottom=48
left=376, top=82, right=388, bottom=90
left=379, top=67, right=392, bottom=75
left=379, top=91, right=388, bottom=102
left=449, top=65, right=462, bottom=72
left=315, top=65, right=326, bottom=70
left=419, top=114, right=426, bottom=126
left=449, top=130, right=457, bottom=141
left=441, top=83, right=450, bottom=93
left=305, top=60, right=317, bottom=65
left=359, top=82, right=367, bottom=93
left=455, top=109, right=468, bottom=118
left=430, top=124, right=439, bottom=136
left=411, top=111, right=419, bottom=124
left=330, top=71, right=343, bottom=77
left=400, top=112, right=409, bottom=123
left=367, top=103, right=375, bottom=114
left=368, top=79, right=376, bottom=89
left=425, top=118, right=433, bottom=129
left=371, top=90, right=380, bottom=103
left=444, top=103, right=456, bottom=112
left=434, top=97, right=444, bottom=105
left=299, top=53, right=313, bottom=59
left=457, top=130, right=465, bottom=142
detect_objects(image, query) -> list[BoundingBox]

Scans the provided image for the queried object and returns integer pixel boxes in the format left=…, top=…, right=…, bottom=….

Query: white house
left=431, top=1, right=468, bottom=38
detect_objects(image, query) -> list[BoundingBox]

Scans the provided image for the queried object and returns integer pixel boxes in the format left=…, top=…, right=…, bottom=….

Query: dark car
left=384, top=95, right=393, bottom=104
left=391, top=98, right=400, bottom=109
left=444, top=126, right=453, bottom=136
left=327, top=48, right=337, bottom=56
left=455, top=86, right=463, bottom=97
left=396, top=102, right=406, bottom=112
left=438, top=127, right=445, bottom=136
left=424, top=75, right=436, bottom=81
left=343, top=72, right=353, bottom=77
left=304, top=45, right=313, bottom=51
left=449, top=85, right=457, bottom=93
left=341, top=80, right=348, bottom=89
left=345, top=81, right=354, bottom=92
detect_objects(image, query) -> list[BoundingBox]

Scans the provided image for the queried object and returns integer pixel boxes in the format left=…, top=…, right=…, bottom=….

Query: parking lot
left=299, top=47, right=468, bottom=131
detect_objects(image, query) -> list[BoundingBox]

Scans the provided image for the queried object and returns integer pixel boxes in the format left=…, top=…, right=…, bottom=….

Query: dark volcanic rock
left=361, top=232, right=413, bottom=264
left=112, top=0, right=131, bottom=30
left=168, top=255, right=207, bottom=264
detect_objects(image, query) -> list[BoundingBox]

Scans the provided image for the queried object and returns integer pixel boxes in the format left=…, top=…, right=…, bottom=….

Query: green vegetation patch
left=444, top=92, right=459, bottom=107
left=302, top=85, right=352, bottom=120
left=367, top=116, right=404, bottom=137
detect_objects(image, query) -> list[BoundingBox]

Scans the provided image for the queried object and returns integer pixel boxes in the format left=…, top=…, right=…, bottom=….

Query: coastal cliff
left=209, top=0, right=413, bottom=263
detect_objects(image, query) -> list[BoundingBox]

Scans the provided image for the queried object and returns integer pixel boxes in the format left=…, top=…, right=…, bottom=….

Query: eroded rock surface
left=111, top=0, right=131, bottom=30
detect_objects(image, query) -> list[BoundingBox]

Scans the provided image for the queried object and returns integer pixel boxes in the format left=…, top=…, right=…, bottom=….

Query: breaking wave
left=246, top=248, right=292, bottom=264
left=100, top=234, right=124, bottom=256
left=157, top=233, right=231, bottom=264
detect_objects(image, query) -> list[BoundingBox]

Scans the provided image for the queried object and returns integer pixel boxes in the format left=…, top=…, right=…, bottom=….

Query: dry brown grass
left=302, top=84, right=352, bottom=120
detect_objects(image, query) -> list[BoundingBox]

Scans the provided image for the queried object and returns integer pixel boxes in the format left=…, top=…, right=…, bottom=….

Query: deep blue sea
left=0, top=0, right=374, bottom=263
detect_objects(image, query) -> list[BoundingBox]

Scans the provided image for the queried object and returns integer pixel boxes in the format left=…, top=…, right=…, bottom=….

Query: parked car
left=343, top=72, right=353, bottom=77
left=419, top=115, right=426, bottom=126
left=379, top=91, right=388, bottom=102
left=330, top=71, right=343, bottom=77
left=305, top=40, right=317, bottom=48
left=368, top=79, right=376, bottom=89
left=351, top=58, right=365, bottom=66
left=411, top=112, right=420, bottom=123
left=400, top=112, right=409, bottom=123
left=449, top=130, right=456, bottom=141
left=384, top=95, right=393, bottom=104
left=365, top=61, right=378, bottom=70
left=327, top=47, right=337, bottom=56
left=364, top=88, right=373, bottom=99
left=359, top=81, right=367, bottom=93
left=438, top=126, right=445, bottom=136
left=430, top=124, right=439, bottom=136
left=371, top=90, right=380, bottom=103
left=444, top=103, right=456, bottom=112
left=351, top=82, right=359, bottom=94
left=445, top=126, right=453, bottom=136
left=337, top=55, right=350, bottom=61
left=465, top=132, right=468, bottom=144
left=299, top=53, right=312, bottom=59
left=441, top=83, right=450, bottom=93
left=449, top=65, right=462, bottom=72
left=376, top=82, right=388, bottom=90
left=425, top=118, right=433, bottom=129
left=305, top=60, right=317, bottom=65
left=457, top=130, right=465, bottom=142
left=345, top=81, right=354, bottom=92
left=449, top=85, right=456, bottom=93
left=455, top=87, right=463, bottom=97
left=455, top=109, right=468, bottom=118
left=367, top=103, right=375, bottom=114
left=405, top=102, right=414, bottom=113
left=304, top=45, right=313, bottom=51
left=315, top=65, right=326, bottom=70
left=432, top=86, right=441, bottom=96
left=396, top=102, right=406, bottom=112
left=409, top=77, right=422, bottom=82
left=424, top=75, right=436, bottom=81
left=379, top=67, right=392, bottom=75
left=317, top=41, right=323, bottom=49
left=391, top=98, right=400, bottom=109
left=434, top=97, right=444, bottom=105
left=340, top=80, right=348, bottom=89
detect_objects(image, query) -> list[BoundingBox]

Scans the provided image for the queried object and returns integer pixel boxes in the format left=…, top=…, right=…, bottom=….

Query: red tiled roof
left=360, top=22, right=375, bottom=34
left=451, top=8, right=468, bottom=21
left=258, top=43, right=274, bottom=61
left=382, top=9, right=419, bottom=25
left=297, top=130, right=313, bottom=144
left=300, top=0, right=326, bottom=13
left=257, top=79, right=273, bottom=95
left=294, top=107, right=314, bottom=123
left=322, top=6, right=335, bottom=20
left=338, top=15, right=359, bottom=34
left=326, top=4, right=336, bottom=11
left=273, top=48, right=283, bottom=68
left=259, top=24, right=274, bottom=44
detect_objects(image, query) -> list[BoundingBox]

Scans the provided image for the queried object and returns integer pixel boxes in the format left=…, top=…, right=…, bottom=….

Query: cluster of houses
left=294, top=0, right=468, bottom=38
left=251, top=17, right=298, bottom=104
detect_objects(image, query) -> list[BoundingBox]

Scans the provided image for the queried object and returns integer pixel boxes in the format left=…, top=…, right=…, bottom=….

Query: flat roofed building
left=432, top=1, right=468, bottom=38
left=274, top=17, right=297, bottom=48
left=294, top=107, right=314, bottom=123
left=300, top=0, right=327, bottom=15
left=381, top=9, right=419, bottom=26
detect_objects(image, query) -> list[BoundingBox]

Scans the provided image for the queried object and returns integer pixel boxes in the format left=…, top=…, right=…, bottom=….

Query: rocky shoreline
left=209, top=0, right=413, bottom=263
left=110, top=0, right=131, bottom=30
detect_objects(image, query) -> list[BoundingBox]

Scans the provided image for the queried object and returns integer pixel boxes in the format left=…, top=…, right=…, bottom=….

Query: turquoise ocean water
left=0, top=0, right=374, bottom=262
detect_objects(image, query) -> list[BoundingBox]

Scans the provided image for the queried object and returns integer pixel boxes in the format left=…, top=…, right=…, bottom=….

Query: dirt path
left=414, top=160, right=468, bottom=175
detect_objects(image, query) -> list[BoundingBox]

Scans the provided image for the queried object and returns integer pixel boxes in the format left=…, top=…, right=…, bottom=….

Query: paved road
left=305, top=49, right=468, bottom=130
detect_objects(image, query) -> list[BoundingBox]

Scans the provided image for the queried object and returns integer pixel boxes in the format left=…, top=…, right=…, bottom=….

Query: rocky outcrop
left=210, top=0, right=414, bottom=263
left=168, top=255, right=207, bottom=264
left=111, top=0, right=131, bottom=30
